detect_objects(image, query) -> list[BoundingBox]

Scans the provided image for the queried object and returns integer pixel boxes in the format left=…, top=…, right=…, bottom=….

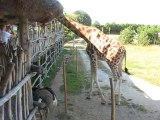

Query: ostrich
left=0, top=65, right=4, bottom=78
left=32, top=87, right=57, bottom=118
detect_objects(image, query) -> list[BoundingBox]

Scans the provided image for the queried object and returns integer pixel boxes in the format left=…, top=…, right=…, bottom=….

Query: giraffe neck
left=58, top=15, right=107, bottom=53
left=58, top=16, right=89, bottom=42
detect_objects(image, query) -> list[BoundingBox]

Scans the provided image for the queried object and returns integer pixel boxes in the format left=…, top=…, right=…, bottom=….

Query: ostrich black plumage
left=32, top=87, right=57, bottom=108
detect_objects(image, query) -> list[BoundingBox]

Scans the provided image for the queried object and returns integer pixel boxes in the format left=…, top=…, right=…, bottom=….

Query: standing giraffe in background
left=58, top=15, right=128, bottom=105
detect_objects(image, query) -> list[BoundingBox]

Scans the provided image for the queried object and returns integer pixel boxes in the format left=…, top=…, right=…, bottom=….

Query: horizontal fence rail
left=0, top=73, right=36, bottom=106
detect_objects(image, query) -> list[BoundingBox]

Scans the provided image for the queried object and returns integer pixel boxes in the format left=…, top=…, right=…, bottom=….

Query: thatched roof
left=0, top=0, right=64, bottom=24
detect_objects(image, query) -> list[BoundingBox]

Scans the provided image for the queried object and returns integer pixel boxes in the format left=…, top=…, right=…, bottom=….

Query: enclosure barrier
left=0, top=19, right=64, bottom=120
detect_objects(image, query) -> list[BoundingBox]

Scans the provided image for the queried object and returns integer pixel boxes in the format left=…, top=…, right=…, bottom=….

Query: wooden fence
left=0, top=19, right=64, bottom=120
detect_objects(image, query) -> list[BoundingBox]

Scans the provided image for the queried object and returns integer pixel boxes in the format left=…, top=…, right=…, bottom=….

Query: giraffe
left=58, top=15, right=128, bottom=105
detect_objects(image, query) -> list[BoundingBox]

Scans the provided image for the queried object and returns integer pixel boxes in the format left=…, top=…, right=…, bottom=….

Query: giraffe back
left=58, top=15, right=126, bottom=67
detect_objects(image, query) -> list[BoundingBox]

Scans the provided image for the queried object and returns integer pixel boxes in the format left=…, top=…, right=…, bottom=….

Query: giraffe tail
left=124, top=50, right=131, bottom=75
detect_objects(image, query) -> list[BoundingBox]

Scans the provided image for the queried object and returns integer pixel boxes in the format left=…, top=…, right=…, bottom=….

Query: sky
left=58, top=0, right=160, bottom=25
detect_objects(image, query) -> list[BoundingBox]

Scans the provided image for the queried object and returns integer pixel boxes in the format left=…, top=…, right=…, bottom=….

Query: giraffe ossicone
left=58, top=15, right=128, bottom=105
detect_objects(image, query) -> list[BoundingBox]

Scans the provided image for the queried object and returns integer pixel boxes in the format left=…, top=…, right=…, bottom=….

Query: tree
left=92, top=21, right=101, bottom=30
left=73, top=10, right=92, bottom=26
left=103, top=23, right=124, bottom=34
left=103, top=23, right=110, bottom=34
left=64, top=12, right=77, bottom=21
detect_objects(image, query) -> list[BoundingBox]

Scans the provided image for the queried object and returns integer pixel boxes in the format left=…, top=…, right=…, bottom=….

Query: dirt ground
left=46, top=40, right=160, bottom=120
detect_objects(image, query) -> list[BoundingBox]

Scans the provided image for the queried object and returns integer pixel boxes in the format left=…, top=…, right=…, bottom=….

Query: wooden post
left=6, top=74, right=12, bottom=120
left=17, top=49, right=23, bottom=120
left=109, top=78, right=115, bottom=120
left=34, top=22, right=38, bottom=39
left=76, top=47, right=78, bottom=78
left=13, top=53, right=18, bottom=120
left=19, top=17, right=33, bottom=118
left=50, top=21, right=53, bottom=32
left=37, top=54, right=42, bottom=88
left=25, top=83, right=29, bottom=117
left=0, top=62, right=14, bottom=120
left=19, top=17, right=31, bottom=74
left=22, top=85, right=27, bottom=119
left=17, top=17, right=33, bottom=119
left=63, top=60, right=67, bottom=113
left=12, top=63, right=17, bottom=120
left=73, top=38, right=75, bottom=50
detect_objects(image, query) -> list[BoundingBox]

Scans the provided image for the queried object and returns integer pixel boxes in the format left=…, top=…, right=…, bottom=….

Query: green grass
left=125, top=45, right=160, bottom=86
left=42, top=41, right=89, bottom=93
left=60, top=45, right=90, bottom=94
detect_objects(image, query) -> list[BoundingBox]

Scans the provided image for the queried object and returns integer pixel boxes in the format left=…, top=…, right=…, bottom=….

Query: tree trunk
left=19, top=16, right=33, bottom=110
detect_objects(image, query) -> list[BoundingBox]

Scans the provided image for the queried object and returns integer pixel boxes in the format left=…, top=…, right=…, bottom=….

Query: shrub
left=137, top=26, right=159, bottom=46
left=65, top=32, right=76, bottom=42
left=137, top=30, right=150, bottom=45
left=64, top=26, right=76, bottom=42
left=119, top=27, right=135, bottom=44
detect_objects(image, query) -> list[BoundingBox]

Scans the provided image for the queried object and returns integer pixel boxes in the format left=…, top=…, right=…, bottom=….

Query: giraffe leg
left=86, top=43, right=105, bottom=104
left=114, top=80, right=118, bottom=92
left=117, top=77, right=122, bottom=105
left=93, top=58, right=106, bottom=104
left=117, top=63, right=123, bottom=105
left=94, top=70, right=106, bottom=104
left=111, top=67, right=121, bottom=105
left=86, top=64, right=94, bottom=99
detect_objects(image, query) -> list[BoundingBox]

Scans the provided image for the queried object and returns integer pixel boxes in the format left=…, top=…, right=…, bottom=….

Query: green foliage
left=73, top=10, right=92, bottom=26
left=64, top=13, right=77, bottom=21
left=110, top=23, right=122, bottom=34
left=102, top=23, right=142, bottom=35
left=102, top=22, right=160, bottom=45
left=92, top=21, right=101, bottom=30
left=137, top=30, right=150, bottom=45
left=119, top=27, right=135, bottom=44
left=64, top=27, right=76, bottom=42
left=103, top=23, right=110, bottom=34
left=137, top=26, right=159, bottom=45
left=64, top=13, right=77, bottom=41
